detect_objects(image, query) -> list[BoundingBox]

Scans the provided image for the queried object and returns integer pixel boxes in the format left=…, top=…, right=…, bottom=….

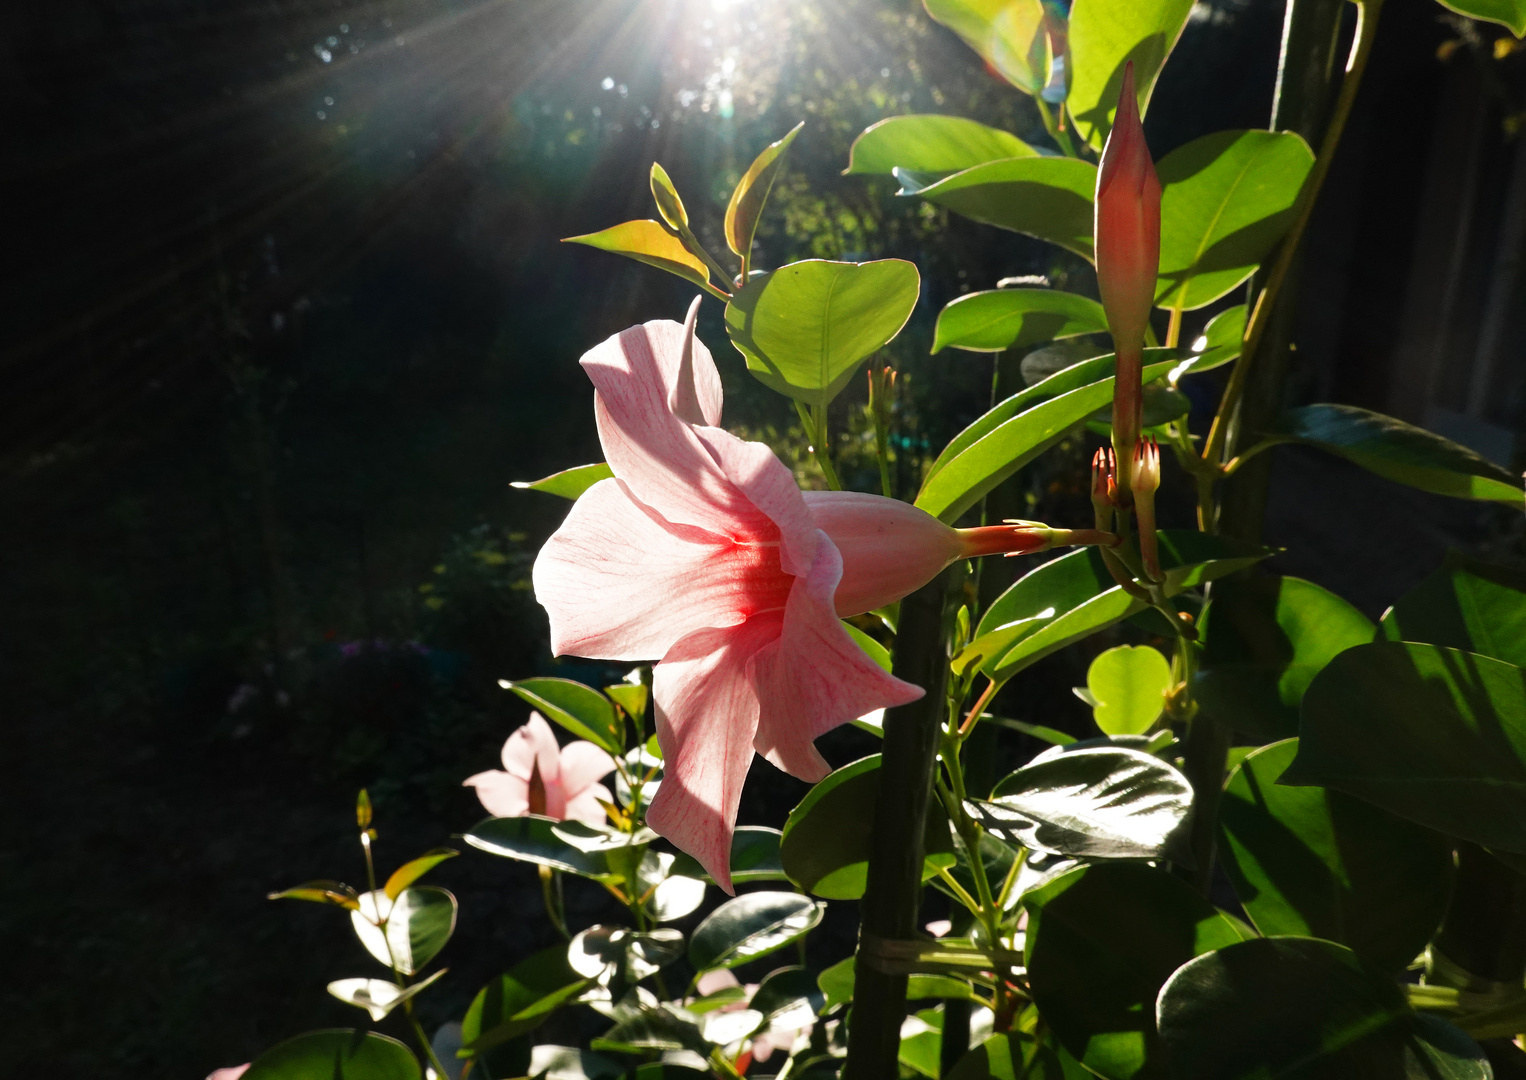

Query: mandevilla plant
left=218, top=1, right=1526, bottom=1078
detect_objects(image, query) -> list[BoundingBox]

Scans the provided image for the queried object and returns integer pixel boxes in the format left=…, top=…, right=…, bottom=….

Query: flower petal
left=646, top=616, right=781, bottom=893
left=803, top=490, right=961, bottom=616
left=695, top=426, right=820, bottom=576
left=670, top=295, right=723, bottom=426
left=501, top=712, right=563, bottom=782
left=564, top=783, right=614, bottom=827
left=752, top=539, right=925, bottom=782
left=534, top=478, right=772, bottom=660
left=464, top=769, right=530, bottom=818
left=559, top=741, right=618, bottom=796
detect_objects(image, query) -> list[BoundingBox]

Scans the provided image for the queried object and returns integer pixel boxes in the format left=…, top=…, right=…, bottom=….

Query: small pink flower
left=464, top=712, right=616, bottom=827
left=206, top=1067, right=250, bottom=1080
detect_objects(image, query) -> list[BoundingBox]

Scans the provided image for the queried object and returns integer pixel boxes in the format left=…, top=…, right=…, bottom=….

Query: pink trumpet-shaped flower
left=1095, top=60, right=1161, bottom=494
left=464, top=712, right=616, bottom=827
left=533, top=301, right=1095, bottom=890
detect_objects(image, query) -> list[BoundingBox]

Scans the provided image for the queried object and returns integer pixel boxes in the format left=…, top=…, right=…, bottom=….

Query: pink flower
left=533, top=303, right=1091, bottom=890
left=206, top=1068, right=250, bottom=1080
left=464, top=712, right=616, bottom=827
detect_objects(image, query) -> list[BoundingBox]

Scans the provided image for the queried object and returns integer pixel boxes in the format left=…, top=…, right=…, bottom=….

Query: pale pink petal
left=669, top=296, right=724, bottom=427
left=803, top=490, right=962, bottom=616
left=647, top=616, right=781, bottom=893
left=542, top=774, right=569, bottom=820
left=697, top=969, right=742, bottom=996
left=752, top=540, right=925, bottom=781
left=500, top=712, right=562, bottom=782
left=695, top=426, right=820, bottom=576
left=207, top=1067, right=250, bottom=1080
left=534, top=478, right=784, bottom=660
left=563, top=782, right=614, bottom=827
left=558, top=741, right=618, bottom=796
left=464, top=769, right=529, bottom=817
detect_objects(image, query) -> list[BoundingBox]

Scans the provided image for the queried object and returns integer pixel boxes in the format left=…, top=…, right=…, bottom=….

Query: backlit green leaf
left=1381, top=554, right=1526, bottom=667
left=1175, top=304, right=1246, bottom=377
left=1085, top=645, right=1172, bottom=735
left=923, top=0, right=1052, bottom=93
left=933, top=289, right=1107, bottom=354
left=502, top=678, right=622, bottom=755
left=350, top=886, right=456, bottom=976
left=1435, top=0, right=1526, bottom=36
left=565, top=221, right=710, bottom=291
left=1067, top=0, right=1195, bottom=150
left=243, top=1030, right=420, bottom=1080
left=900, top=157, right=1098, bottom=260
left=511, top=463, right=614, bottom=499
left=384, top=848, right=458, bottom=901
left=725, top=122, right=804, bottom=264
left=847, top=114, right=1036, bottom=176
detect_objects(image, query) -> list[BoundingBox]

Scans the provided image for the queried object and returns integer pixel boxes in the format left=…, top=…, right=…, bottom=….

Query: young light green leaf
left=350, top=887, right=457, bottom=976
left=511, top=463, right=614, bottom=499
left=1067, top=0, right=1195, bottom=150
left=462, top=945, right=589, bottom=1052
left=900, top=157, right=1098, bottom=260
left=564, top=220, right=710, bottom=290
left=501, top=678, right=622, bottom=755
left=384, top=848, right=458, bottom=901
left=933, top=289, right=1108, bottom=354
left=724, top=259, right=919, bottom=409
left=649, top=162, right=689, bottom=231
left=923, top=0, right=1052, bottom=94
left=725, top=122, right=804, bottom=264
left=1434, top=0, right=1526, bottom=36
left=242, top=1030, right=422, bottom=1080
left=268, top=879, right=360, bottom=910
left=1155, top=130, right=1315, bottom=311
left=327, top=970, right=447, bottom=1022
left=847, top=114, right=1036, bottom=176
left=688, top=891, right=825, bottom=972
left=1086, top=645, right=1172, bottom=736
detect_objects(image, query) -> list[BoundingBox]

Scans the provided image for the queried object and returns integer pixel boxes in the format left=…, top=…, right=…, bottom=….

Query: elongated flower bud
left=1095, top=61, right=1161, bottom=494
left=1090, top=448, right=1115, bottom=533
left=1132, top=436, right=1163, bottom=582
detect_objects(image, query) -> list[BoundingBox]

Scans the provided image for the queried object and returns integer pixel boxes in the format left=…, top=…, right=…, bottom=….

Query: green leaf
left=724, top=259, right=920, bottom=408
left=670, top=825, right=789, bottom=886
left=384, top=848, right=458, bottom=901
left=1381, top=553, right=1526, bottom=668
left=688, top=891, right=825, bottom=972
left=1155, top=130, right=1315, bottom=311
left=649, top=162, right=690, bottom=231
left=605, top=680, right=649, bottom=723
left=900, top=157, right=1098, bottom=260
left=594, top=1004, right=711, bottom=1056
left=933, top=289, right=1108, bottom=354
left=502, top=678, right=622, bottom=755
left=1175, top=304, right=1245, bottom=377
left=526, top=1045, right=626, bottom=1080
left=462, top=945, right=588, bottom=1053
left=464, top=814, right=612, bottom=879
left=781, top=754, right=956, bottom=899
left=243, top=1030, right=421, bottom=1080
left=1287, top=641, right=1526, bottom=855
left=511, top=463, right=614, bottom=499
left=1024, top=863, right=1251, bottom=1079
left=636, top=851, right=706, bottom=923
left=569, top=925, right=685, bottom=985
left=948, top=1032, right=1093, bottom=1079
left=922, top=0, right=1052, bottom=93
left=327, top=970, right=446, bottom=1022
left=916, top=353, right=1179, bottom=522
left=1273, top=403, right=1524, bottom=505
left=900, top=1009, right=945, bottom=1078
left=986, top=716, right=1076, bottom=746
left=268, top=879, right=360, bottom=910
left=350, top=887, right=456, bottom=976
left=1157, top=937, right=1474, bottom=1079
left=1067, top=0, right=1195, bottom=150
left=1434, top=0, right=1526, bottom=36
left=564, top=221, right=710, bottom=291
left=725, top=122, right=804, bottom=263
left=843, top=621, right=893, bottom=673
left=847, top=114, right=1036, bottom=176
left=1195, top=575, right=1376, bottom=742
left=976, top=747, right=1193, bottom=862
left=1086, top=645, right=1172, bottom=735
left=1219, top=740, right=1453, bottom=973
left=1405, top=1014, right=1494, bottom=1080
left=749, top=965, right=826, bottom=1029
left=818, top=955, right=856, bottom=1011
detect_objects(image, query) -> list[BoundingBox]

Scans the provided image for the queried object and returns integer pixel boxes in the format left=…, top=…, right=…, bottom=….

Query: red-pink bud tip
left=1131, top=436, right=1161, bottom=496
left=1095, top=61, right=1162, bottom=360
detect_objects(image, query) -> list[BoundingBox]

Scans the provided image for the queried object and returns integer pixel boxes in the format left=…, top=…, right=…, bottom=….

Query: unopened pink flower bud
left=1090, top=448, right=1115, bottom=532
left=1132, top=437, right=1163, bottom=582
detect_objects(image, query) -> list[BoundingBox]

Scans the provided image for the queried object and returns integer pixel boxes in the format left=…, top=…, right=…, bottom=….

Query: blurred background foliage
left=3, top=0, right=1525, bottom=1074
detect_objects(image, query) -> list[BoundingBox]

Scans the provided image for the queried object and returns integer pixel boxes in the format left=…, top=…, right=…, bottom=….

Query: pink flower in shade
left=206, top=1067, right=250, bottom=1080
left=464, top=712, right=616, bottom=827
left=533, top=302, right=1096, bottom=891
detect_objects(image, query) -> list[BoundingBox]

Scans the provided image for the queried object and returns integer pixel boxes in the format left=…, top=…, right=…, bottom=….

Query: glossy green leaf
left=724, top=259, right=920, bottom=408
left=1157, top=937, right=1479, bottom=1079
left=464, top=814, right=612, bottom=879
left=564, top=221, right=710, bottom=290
left=923, top=0, right=1052, bottom=93
left=1219, top=740, right=1453, bottom=973
left=933, top=289, right=1108, bottom=354
left=526, top=1045, right=626, bottom=1080
left=847, top=114, right=1036, bottom=176
left=1086, top=645, right=1171, bottom=735
left=350, top=886, right=456, bottom=976
left=725, top=122, right=804, bottom=262
left=670, top=825, right=788, bottom=886
left=511, top=463, right=614, bottom=500
left=689, top=891, right=825, bottom=972
left=649, top=162, right=689, bottom=231
left=1176, top=304, right=1246, bottom=377
left=570, top=925, right=685, bottom=985
left=327, top=970, right=446, bottom=1022
left=818, top=955, right=856, bottom=1011
left=843, top=621, right=893, bottom=673
left=1404, top=1014, right=1494, bottom=1080
left=268, top=879, right=360, bottom=910
left=1288, top=641, right=1526, bottom=855
left=1274, top=404, right=1524, bottom=504
left=916, top=353, right=1178, bottom=522
left=899, top=157, right=1098, bottom=260
left=900, top=1008, right=945, bottom=1078
left=1382, top=553, right=1526, bottom=668
left=750, top=966, right=825, bottom=1030
left=384, top=848, right=458, bottom=901
left=594, top=1005, right=711, bottom=1056
left=605, top=680, right=648, bottom=723
left=977, top=747, right=1193, bottom=862
left=243, top=1030, right=420, bottom=1080
left=1435, top=0, right=1526, bottom=35
left=986, top=716, right=1076, bottom=746
left=1195, top=575, right=1376, bottom=741
left=780, top=754, right=956, bottom=899
left=636, top=852, right=706, bottom=923
left=1155, top=130, right=1315, bottom=310
left=948, top=1032, right=1093, bottom=1079
left=502, top=678, right=622, bottom=755
left=1024, top=863, right=1251, bottom=1079
left=462, top=945, right=588, bottom=1052
left=1067, top=0, right=1195, bottom=150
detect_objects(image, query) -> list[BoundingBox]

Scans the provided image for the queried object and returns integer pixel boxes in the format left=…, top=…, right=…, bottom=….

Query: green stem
left=540, top=865, right=571, bottom=941
left=796, top=400, right=842, bottom=490
left=405, top=1000, right=454, bottom=1080
left=1036, top=96, right=1079, bottom=158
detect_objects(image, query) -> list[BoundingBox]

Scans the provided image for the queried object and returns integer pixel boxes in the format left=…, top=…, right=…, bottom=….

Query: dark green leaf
left=1085, top=645, right=1172, bottom=735
left=526, top=1045, right=625, bottom=1080
left=1176, top=304, right=1245, bottom=376
left=1382, top=553, right=1526, bottom=667
left=502, top=678, right=622, bottom=755
left=511, top=463, right=614, bottom=500
left=1219, top=740, right=1453, bottom=973
left=947, top=1033, right=1092, bottom=1080
left=569, top=925, right=685, bottom=985
left=243, top=1030, right=421, bottom=1080
left=564, top=221, right=710, bottom=291
left=1404, top=1014, right=1493, bottom=1080
left=1155, top=130, right=1315, bottom=311
left=1287, top=642, right=1526, bottom=855
left=1434, top=0, right=1526, bottom=36
left=725, top=122, right=804, bottom=262
left=818, top=955, right=855, bottom=1011
left=1067, top=0, right=1195, bottom=150
left=327, top=970, right=446, bottom=1022
left=688, top=891, right=825, bottom=972
left=1274, top=404, right=1524, bottom=505
left=1195, top=575, right=1375, bottom=741
left=594, top=1005, right=711, bottom=1055
left=750, top=966, right=825, bottom=1029
left=384, top=848, right=458, bottom=901
left=462, top=945, right=589, bottom=1053
left=923, top=0, right=1052, bottom=93
left=985, top=717, right=1076, bottom=746
left=781, top=754, right=956, bottom=899
left=464, top=815, right=612, bottom=879
left=899, top=157, right=1098, bottom=260
left=847, top=114, right=1036, bottom=176
left=670, top=825, right=788, bottom=886
left=1024, top=863, right=1251, bottom=1079
left=724, top=259, right=920, bottom=408
left=933, top=289, right=1108, bottom=354
left=350, top=887, right=456, bottom=976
